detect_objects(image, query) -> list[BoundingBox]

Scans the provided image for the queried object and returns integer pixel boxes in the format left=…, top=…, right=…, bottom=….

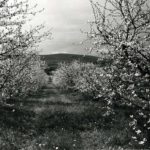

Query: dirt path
left=24, top=83, right=85, bottom=115
left=0, top=83, right=119, bottom=150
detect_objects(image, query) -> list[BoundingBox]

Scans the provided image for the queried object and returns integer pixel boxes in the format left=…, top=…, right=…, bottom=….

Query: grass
left=0, top=83, right=135, bottom=150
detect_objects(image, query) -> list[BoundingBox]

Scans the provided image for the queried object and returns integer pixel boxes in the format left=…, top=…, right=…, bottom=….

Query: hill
left=40, top=53, right=99, bottom=74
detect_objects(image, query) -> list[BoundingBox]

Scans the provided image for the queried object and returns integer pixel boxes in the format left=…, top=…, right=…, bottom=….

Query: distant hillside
left=41, top=53, right=98, bottom=65
left=40, top=53, right=99, bottom=75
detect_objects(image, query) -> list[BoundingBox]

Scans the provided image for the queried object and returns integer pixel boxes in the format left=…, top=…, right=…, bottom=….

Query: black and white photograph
left=0, top=0, right=150, bottom=149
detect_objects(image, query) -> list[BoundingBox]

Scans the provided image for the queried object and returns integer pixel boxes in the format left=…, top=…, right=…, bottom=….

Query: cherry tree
left=88, top=0, right=150, bottom=147
left=0, top=0, right=51, bottom=104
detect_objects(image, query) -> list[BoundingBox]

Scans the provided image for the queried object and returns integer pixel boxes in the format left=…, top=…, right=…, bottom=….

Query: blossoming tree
left=88, top=0, right=150, bottom=147
left=0, top=0, right=50, bottom=104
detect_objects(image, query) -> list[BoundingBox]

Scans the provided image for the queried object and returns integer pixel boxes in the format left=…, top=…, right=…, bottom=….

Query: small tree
left=88, top=0, right=150, bottom=147
left=52, top=61, right=82, bottom=90
left=1, top=52, right=49, bottom=101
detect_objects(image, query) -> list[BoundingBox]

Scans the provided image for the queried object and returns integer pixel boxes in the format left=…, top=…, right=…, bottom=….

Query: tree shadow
left=0, top=105, right=36, bottom=133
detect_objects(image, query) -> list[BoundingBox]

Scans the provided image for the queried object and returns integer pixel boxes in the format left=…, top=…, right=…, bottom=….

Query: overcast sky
left=29, top=0, right=94, bottom=55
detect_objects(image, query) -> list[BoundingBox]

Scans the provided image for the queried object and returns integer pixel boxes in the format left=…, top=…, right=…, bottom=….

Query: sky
left=29, top=0, right=94, bottom=55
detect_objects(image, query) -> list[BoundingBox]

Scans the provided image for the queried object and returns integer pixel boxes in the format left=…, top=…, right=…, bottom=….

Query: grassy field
left=0, top=82, right=133, bottom=150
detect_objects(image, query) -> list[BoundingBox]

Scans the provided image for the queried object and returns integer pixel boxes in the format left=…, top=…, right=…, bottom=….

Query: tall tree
left=88, top=0, right=150, bottom=147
